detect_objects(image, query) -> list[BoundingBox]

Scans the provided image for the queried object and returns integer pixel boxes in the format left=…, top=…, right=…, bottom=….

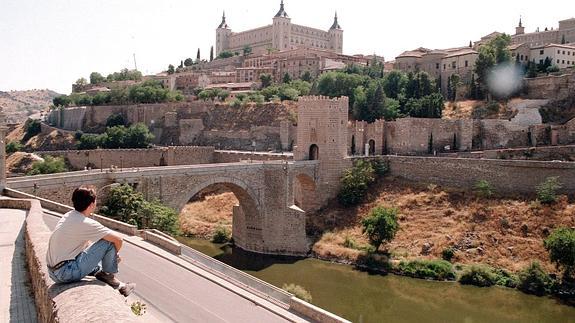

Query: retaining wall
left=375, top=156, right=575, bottom=195
left=0, top=197, right=136, bottom=322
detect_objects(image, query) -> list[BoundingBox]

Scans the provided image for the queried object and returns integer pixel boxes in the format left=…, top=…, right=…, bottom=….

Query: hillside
left=0, top=89, right=60, bottom=123
left=179, top=178, right=575, bottom=274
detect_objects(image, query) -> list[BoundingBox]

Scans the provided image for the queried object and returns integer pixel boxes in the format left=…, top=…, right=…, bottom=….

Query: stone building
left=530, top=43, right=575, bottom=68
left=512, top=17, right=575, bottom=47
left=216, top=1, right=343, bottom=56
left=394, top=47, right=478, bottom=94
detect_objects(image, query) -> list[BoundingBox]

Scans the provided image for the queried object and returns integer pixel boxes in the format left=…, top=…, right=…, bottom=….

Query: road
left=43, top=213, right=308, bottom=323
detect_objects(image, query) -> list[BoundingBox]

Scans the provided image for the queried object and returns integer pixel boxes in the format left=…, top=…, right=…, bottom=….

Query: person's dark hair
left=72, top=186, right=97, bottom=212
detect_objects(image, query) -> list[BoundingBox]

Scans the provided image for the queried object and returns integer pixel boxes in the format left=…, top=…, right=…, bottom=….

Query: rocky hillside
left=0, top=89, right=60, bottom=123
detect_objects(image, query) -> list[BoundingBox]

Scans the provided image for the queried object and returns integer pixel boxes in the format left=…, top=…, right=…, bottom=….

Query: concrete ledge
left=289, top=297, right=351, bottom=323
left=0, top=198, right=136, bottom=322
left=3, top=188, right=138, bottom=236
left=141, top=229, right=182, bottom=255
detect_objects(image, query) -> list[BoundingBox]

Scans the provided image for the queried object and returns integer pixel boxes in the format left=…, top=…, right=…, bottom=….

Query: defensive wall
left=46, top=102, right=295, bottom=151
left=524, top=70, right=575, bottom=100
left=371, top=155, right=575, bottom=196
left=439, top=144, right=575, bottom=161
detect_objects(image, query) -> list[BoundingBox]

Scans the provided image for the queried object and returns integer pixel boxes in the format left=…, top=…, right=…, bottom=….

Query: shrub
left=282, top=284, right=312, bottom=303
left=371, top=159, right=389, bottom=177
left=100, top=184, right=179, bottom=235
left=473, top=180, right=495, bottom=198
left=517, top=262, right=553, bottom=296
left=441, top=247, right=455, bottom=262
left=337, top=160, right=375, bottom=206
left=23, top=119, right=41, bottom=141
left=77, top=134, right=101, bottom=150
left=27, top=156, right=67, bottom=175
left=544, top=227, right=575, bottom=280
left=106, top=114, right=128, bottom=128
left=342, top=235, right=359, bottom=249
left=536, top=177, right=562, bottom=204
left=459, top=265, right=497, bottom=287
left=361, top=206, right=399, bottom=251
left=212, top=225, right=230, bottom=243
left=397, top=259, right=456, bottom=281
left=5, top=141, right=23, bottom=154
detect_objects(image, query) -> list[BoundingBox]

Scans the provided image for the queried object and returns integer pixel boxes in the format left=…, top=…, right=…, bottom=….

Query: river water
left=177, top=237, right=575, bottom=323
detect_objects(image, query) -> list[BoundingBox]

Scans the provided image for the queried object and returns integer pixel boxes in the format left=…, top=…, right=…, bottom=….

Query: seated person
left=46, top=186, right=135, bottom=297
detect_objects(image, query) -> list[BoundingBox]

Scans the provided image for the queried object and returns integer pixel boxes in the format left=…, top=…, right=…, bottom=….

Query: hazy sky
left=1, top=0, right=573, bottom=94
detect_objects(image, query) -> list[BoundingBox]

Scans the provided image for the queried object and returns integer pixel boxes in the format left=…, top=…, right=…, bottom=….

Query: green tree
left=517, top=262, right=553, bottom=296
left=90, top=72, right=106, bottom=84
left=196, top=48, right=200, bottom=60
left=301, top=71, right=312, bottom=82
left=5, top=141, right=23, bottom=154
left=544, top=227, right=575, bottom=280
left=383, top=70, right=406, bottom=99
left=23, top=119, right=41, bottom=141
left=27, top=156, right=67, bottom=175
left=75, top=77, right=87, bottom=86
left=337, top=160, right=375, bottom=206
left=259, top=73, right=273, bottom=88
left=243, top=45, right=252, bottom=56
left=282, top=72, right=292, bottom=84
left=217, top=51, right=234, bottom=59
left=53, top=95, right=71, bottom=107
left=102, top=125, right=128, bottom=148
left=167, top=64, right=175, bottom=75
left=210, top=46, right=214, bottom=61
left=184, top=58, right=194, bottom=67
left=106, top=114, right=127, bottom=128
left=77, top=134, right=101, bottom=150
left=362, top=206, right=400, bottom=251
left=474, top=34, right=511, bottom=95
left=288, top=80, right=311, bottom=96
left=217, top=90, right=230, bottom=101
left=125, top=123, right=154, bottom=148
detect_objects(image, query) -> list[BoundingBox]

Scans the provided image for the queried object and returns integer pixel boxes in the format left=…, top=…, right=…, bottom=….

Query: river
left=177, top=237, right=575, bottom=323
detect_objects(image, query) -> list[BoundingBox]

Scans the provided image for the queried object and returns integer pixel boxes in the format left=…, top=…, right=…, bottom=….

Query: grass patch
left=396, top=259, right=456, bottom=281
left=282, top=283, right=312, bottom=303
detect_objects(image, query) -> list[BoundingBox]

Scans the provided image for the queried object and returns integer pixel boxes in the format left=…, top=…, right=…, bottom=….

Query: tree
left=53, top=95, right=71, bottom=107
left=196, top=48, right=200, bottom=60
left=243, top=45, right=252, bottom=56
left=447, top=74, right=460, bottom=101
left=210, top=46, right=214, bottom=61
left=217, top=51, right=234, bottom=59
left=301, top=71, right=312, bottom=82
left=282, top=72, right=292, bottom=84
left=75, top=78, right=87, bottom=86
left=184, top=58, right=194, bottom=67
left=362, top=206, right=400, bottom=251
left=89, top=72, right=106, bottom=84
left=544, top=227, right=575, bottom=280
left=536, top=176, right=562, bottom=204
left=259, top=73, right=273, bottom=88
left=28, top=156, right=67, bottom=175
left=337, top=160, right=375, bottom=206
left=383, top=70, right=406, bottom=99
left=125, top=123, right=154, bottom=148
left=474, top=34, right=511, bottom=95
left=167, top=64, right=175, bottom=75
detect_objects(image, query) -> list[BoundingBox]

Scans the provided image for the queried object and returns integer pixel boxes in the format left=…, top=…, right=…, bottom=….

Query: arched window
left=309, top=144, right=319, bottom=160
left=368, top=139, right=375, bottom=156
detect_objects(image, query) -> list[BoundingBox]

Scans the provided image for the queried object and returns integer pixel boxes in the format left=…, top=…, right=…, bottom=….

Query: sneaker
left=119, top=282, right=136, bottom=297
left=95, top=271, right=121, bottom=289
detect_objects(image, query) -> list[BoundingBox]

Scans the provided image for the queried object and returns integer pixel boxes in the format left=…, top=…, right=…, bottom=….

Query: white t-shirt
left=46, top=210, right=112, bottom=267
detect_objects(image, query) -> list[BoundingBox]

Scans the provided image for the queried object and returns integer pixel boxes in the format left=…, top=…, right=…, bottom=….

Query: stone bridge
left=7, top=161, right=322, bottom=255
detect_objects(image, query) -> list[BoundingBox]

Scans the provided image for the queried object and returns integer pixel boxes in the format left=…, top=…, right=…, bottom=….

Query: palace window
left=541, top=50, right=545, bottom=55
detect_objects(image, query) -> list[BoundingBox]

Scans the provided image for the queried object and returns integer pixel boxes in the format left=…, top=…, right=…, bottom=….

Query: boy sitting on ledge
left=46, top=185, right=135, bottom=297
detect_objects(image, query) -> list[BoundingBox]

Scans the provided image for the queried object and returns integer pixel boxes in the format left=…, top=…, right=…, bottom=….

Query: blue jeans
left=49, top=239, right=118, bottom=284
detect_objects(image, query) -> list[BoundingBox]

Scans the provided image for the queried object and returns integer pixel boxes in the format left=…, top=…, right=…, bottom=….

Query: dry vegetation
left=179, top=192, right=238, bottom=239
left=309, top=178, right=575, bottom=274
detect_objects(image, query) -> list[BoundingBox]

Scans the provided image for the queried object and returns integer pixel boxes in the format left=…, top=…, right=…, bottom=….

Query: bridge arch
left=294, top=173, right=319, bottom=212
left=177, top=176, right=263, bottom=251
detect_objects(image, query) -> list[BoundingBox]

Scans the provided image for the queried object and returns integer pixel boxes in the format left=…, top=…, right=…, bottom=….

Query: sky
left=0, top=0, right=573, bottom=94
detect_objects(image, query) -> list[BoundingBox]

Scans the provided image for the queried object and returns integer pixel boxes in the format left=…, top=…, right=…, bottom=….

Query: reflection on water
left=177, top=237, right=575, bottom=323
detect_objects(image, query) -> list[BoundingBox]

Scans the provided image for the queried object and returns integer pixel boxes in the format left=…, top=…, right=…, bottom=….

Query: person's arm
left=102, top=233, right=123, bottom=254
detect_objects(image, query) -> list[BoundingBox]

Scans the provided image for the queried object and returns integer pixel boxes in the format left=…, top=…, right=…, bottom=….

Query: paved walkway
left=0, top=208, right=37, bottom=323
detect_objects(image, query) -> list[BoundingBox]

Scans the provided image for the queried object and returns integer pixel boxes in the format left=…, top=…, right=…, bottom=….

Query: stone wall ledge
left=0, top=197, right=136, bottom=322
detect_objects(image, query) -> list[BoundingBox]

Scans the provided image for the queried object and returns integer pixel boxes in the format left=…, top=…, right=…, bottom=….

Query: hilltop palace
left=216, top=0, right=343, bottom=56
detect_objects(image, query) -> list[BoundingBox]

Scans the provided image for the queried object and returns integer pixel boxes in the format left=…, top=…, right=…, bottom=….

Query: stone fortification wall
left=524, top=71, right=575, bottom=100
left=378, top=155, right=575, bottom=196
left=384, top=118, right=473, bottom=155
left=41, top=146, right=215, bottom=170
left=47, top=107, right=85, bottom=131
left=0, top=197, right=136, bottom=322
